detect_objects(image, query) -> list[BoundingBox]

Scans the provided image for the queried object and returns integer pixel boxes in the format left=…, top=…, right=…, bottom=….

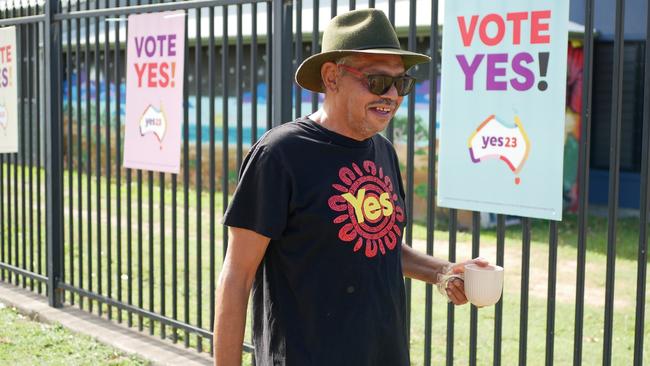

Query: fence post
left=44, top=0, right=64, bottom=308
left=272, top=0, right=293, bottom=126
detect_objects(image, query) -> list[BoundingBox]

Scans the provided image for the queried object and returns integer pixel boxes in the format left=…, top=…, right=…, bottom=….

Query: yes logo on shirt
left=328, top=161, right=405, bottom=258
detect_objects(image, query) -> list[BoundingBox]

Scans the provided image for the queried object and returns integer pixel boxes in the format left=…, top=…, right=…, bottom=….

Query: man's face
left=333, top=54, right=406, bottom=140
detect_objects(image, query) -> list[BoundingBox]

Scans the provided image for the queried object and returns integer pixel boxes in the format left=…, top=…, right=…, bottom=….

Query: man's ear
left=321, top=62, right=338, bottom=93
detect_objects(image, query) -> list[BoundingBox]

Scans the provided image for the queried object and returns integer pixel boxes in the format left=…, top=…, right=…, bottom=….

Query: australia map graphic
left=138, top=104, right=167, bottom=145
left=468, top=115, right=530, bottom=184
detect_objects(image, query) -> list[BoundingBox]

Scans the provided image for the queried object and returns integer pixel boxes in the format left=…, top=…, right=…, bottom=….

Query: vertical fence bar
left=85, top=0, right=93, bottom=313
left=29, top=3, right=37, bottom=292
left=250, top=4, right=258, bottom=143
left=310, top=0, right=318, bottom=112
left=519, top=217, right=531, bottom=366
left=272, top=0, right=292, bottom=127
left=21, top=6, right=31, bottom=292
left=574, top=0, right=594, bottom=363
left=14, top=4, right=18, bottom=286
left=266, top=1, right=271, bottom=132
left=159, top=170, right=166, bottom=339
left=32, top=6, right=39, bottom=288
left=385, top=0, right=395, bottom=142
left=208, top=4, right=216, bottom=355
left=6, top=2, right=12, bottom=287
left=331, top=0, right=336, bottom=18
left=6, top=71, right=11, bottom=284
left=8, top=3, right=14, bottom=286
left=493, top=214, right=505, bottom=366
left=632, top=2, right=650, bottom=362
left=3, top=3, right=9, bottom=285
left=20, top=2, right=27, bottom=285
left=126, top=0, right=135, bottom=331
left=294, top=0, right=301, bottom=120
left=222, top=4, right=229, bottom=256
left=13, top=4, right=19, bottom=288
left=5, top=137, right=10, bottom=285
left=127, top=165, right=133, bottom=326
left=195, top=6, right=204, bottom=352
left=469, top=211, right=480, bottom=366
left=94, top=0, right=103, bottom=317
left=37, top=5, right=43, bottom=294
left=104, top=0, right=112, bottom=320
left=171, top=9, right=185, bottom=344
left=446, top=208, right=457, bottom=366
left=631, top=4, right=650, bottom=365
left=424, top=1, right=439, bottom=364
left=183, top=8, right=190, bottom=346
left=603, top=0, right=626, bottom=364
left=65, top=1, right=74, bottom=301
left=12, top=5, right=19, bottom=277
left=403, top=0, right=417, bottom=346
left=235, top=5, right=242, bottom=172
left=45, top=0, right=64, bottom=308
left=115, top=8, right=122, bottom=323
left=172, top=170, right=178, bottom=342
left=545, top=222, right=558, bottom=365
left=148, top=170, right=154, bottom=335
left=20, top=4, right=27, bottom=290
left=137, top=168, right=143, bottom=330
left=75, top=0, right=84, bottom=308
left=22, top=3, right=29, bottom=289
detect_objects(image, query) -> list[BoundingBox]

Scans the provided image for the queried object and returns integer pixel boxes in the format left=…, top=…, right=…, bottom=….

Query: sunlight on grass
left=0, top=304, right=148, bottom=365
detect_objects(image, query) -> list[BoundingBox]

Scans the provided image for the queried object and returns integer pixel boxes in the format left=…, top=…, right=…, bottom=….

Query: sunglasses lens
left=366, top=74, right=415, bottom=96
left=367, top=75, right=393, bottom=95
left=395, top=77, right=415, bottom=96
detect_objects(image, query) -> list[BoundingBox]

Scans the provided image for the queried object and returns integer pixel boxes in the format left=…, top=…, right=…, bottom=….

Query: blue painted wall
left=589, top=170, right=642, bottom=209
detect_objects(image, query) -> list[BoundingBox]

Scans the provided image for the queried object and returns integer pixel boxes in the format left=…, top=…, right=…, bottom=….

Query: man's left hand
left=444, top=257, right=490, bottom=305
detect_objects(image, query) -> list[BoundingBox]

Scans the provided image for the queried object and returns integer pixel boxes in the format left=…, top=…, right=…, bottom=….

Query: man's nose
left=381, top=82, right=400, bottom=100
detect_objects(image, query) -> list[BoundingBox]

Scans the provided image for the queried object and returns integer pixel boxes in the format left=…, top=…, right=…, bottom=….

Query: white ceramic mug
left=440, top=264, right=504, bottom=307
left=463, top=264, right=504, bottom=307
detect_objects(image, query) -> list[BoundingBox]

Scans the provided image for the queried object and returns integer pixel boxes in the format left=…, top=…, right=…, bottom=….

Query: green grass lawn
left=0, top=303, right=147, bottom=365
left=1, top=163, right=649, bottom=365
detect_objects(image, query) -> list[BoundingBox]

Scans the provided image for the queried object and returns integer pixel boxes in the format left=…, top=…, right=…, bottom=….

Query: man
left=214, top=8, right=487, bottom=366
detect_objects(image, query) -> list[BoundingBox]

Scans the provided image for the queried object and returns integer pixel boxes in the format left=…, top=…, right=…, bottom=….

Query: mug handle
left=436, top=270, right=464, bottom=301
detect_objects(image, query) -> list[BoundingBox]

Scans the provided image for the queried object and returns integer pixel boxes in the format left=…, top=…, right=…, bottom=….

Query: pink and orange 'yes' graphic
left=328, top=161, right=404, bottom=258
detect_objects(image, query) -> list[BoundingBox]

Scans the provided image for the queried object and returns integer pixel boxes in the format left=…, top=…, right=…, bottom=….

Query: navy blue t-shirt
left=223, top=118, right=409, bottom=366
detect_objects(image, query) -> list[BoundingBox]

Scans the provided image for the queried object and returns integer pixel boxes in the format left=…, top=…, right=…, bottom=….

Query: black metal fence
left=0, top=0, right=648, bottom=365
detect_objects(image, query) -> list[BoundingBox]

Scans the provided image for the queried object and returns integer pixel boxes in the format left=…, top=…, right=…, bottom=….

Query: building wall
left=570, top=0, right=647, bottom=40
left=569, top=0, right=648, bottom=208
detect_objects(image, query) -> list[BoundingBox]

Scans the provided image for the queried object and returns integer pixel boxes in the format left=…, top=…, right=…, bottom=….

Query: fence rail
left=0, top=0, right=648, bottom=365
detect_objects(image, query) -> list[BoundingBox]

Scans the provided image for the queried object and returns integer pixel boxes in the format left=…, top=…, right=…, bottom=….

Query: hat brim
left=295, top=48, right=431, bottom=93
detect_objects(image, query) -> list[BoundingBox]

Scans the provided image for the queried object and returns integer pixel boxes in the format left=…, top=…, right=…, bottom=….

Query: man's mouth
left=370, top=105, right=394, bottom=115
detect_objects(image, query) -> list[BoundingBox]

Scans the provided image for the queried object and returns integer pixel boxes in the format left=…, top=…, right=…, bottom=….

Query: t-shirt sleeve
left=222, top=143, right=291, bottom=240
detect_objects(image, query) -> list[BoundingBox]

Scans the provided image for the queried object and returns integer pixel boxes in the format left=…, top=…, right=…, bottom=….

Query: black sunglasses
left=338, top=64, right=416, bottom=96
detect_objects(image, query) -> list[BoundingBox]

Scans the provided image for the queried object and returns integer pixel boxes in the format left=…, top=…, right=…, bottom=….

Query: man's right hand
left=214, top=227, right=270, bottom=366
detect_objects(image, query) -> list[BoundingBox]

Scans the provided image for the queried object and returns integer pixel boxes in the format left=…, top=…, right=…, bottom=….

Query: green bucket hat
left=295, top=8, right=431, bottom=93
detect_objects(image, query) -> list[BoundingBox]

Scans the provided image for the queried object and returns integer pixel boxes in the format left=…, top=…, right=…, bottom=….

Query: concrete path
left=0, top=281, right=212, bottom=366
